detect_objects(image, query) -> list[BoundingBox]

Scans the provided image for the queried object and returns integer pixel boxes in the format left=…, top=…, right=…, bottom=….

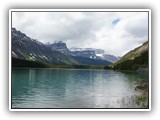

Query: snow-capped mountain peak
left=70, top=47, right=120, bottom=63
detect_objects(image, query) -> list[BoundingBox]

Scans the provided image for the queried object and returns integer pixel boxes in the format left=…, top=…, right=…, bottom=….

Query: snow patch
left=12, top=51, right=17, bottom=57
left=96, top=54, right=104, bottom=57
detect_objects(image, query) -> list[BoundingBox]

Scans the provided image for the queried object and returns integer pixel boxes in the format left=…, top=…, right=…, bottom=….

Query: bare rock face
left=46, top=41, right=71, bottom=55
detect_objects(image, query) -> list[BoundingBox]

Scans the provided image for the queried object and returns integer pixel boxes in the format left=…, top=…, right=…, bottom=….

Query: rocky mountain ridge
left=12, top=28, right=112, bottom=67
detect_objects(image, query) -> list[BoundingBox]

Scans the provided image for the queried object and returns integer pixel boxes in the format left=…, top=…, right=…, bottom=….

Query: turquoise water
left=12, top=68, right=148, bottom=108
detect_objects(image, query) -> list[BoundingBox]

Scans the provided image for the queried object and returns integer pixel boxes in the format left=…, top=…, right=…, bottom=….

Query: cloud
left=12, top=11, right=148, bottom=56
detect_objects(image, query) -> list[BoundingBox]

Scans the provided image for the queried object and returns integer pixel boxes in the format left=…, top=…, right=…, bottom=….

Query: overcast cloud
left=12, top=11, right=148, bottom=56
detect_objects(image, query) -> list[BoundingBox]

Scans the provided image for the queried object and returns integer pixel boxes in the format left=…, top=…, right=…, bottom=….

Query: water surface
left=12, top=68, right=148, bottom=108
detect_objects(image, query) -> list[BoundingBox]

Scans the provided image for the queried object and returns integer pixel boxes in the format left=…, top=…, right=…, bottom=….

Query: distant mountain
left=71, top=56, right=112, bottom=66
left=70, top=47, right=120, bottom=63
left=71, top=50, right=96, bottom=59
left=110, top=41, right=149, bottom=70
left=46, top=42, right=113, bottom=65
left=46, top=41, right=71, bottom=55
left=70, top=48, right=105, bottom=54
left=12, top=28, right=112, bottom=67
left=97, top=54, right=121, bottom=63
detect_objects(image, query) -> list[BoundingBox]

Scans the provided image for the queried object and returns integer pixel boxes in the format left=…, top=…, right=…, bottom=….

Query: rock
left=135, top=82, right=148, bottom=91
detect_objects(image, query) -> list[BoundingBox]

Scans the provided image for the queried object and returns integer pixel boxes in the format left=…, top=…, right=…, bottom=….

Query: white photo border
left=9, top=9, right=151, bottom=111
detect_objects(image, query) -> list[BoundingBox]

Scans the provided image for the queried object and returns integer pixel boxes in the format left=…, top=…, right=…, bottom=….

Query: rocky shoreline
left=134, top=81, right=149, bottom=108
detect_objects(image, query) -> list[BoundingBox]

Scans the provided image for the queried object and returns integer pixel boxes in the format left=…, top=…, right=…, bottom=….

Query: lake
left=11, top=68, right=148, bottom=108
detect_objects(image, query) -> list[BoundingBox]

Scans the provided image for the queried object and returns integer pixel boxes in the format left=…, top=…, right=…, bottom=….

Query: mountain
left=71, top=50, right=96, bottom=59
left=12, top=28, right=79, bottom=65
left=46, top=41, right=71, bottom=55
left=12, top=28, right=112, bottom=67
left=97, top=54, right=121, bottom=63
left=71, top=56, right=111, bottom=66
left=110, top=41, right=149, bottom=70
left=70, top=47, right=120, bottom=63
left=70, top=48, right=97, bottom=59
left=48, top=42, right=119, bottom=63
left=70, top=48, right=105, bottom=54
left=45, top=42, right=112, bottom=65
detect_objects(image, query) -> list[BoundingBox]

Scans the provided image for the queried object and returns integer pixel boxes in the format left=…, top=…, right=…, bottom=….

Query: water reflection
left=12, top=68, right=148, bottom=108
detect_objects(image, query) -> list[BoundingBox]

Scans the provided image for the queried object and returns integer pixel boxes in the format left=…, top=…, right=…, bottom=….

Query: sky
left=12, top=11, right=148, bottom=56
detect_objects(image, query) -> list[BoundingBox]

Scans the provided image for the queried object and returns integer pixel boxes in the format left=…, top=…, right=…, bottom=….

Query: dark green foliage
left=113, top=51, right=148, bottom=70
left=12, top=57, right=107, bottom=69
left=132, top=64, right=140, bottom=71
left=12, top=57, right=48, bottom=68
left=103, top=65, right=112, bottom=69
left=110, top=42, right=149, bottom=71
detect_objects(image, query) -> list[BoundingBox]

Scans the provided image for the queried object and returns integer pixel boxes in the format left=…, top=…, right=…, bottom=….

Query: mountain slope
left=12, top=28, right=79, bottom=65
left=110, top=41, right=149, bottom=70
left=12, top=28, right=112, bottom=67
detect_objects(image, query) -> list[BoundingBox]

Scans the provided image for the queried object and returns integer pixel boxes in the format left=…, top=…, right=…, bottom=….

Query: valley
left=12, top=28, right=148, bottom=72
